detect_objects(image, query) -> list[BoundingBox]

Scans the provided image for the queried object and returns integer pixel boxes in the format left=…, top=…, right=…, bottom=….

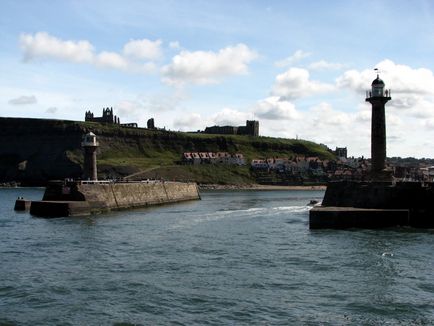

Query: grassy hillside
left=78, top=122, right=333, bottom=163
left=0, top=117, right=335, bottom=185
left=78, top=122, right=334, bottom=183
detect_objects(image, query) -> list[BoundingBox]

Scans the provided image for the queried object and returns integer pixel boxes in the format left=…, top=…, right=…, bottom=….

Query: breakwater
left=310, top=181, right=434, bottom=229
left=25, top=180, right=200, bottom=217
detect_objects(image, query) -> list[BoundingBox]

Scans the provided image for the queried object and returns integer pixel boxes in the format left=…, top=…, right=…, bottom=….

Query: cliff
left=0, top=117, right=335, bottom=185
left=0, top=118, right=83, bottom=184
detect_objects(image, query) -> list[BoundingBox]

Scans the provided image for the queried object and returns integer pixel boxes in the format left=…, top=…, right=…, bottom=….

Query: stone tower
left=365, top=74, right=391, bottom=180
left=246, top=120, right=259, bottom=136
left=147, top=118, right=155, bottom=129
left=81, top=132, right=99, bottom=181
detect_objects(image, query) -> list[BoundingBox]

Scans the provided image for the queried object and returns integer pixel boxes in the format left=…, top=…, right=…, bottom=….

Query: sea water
left=0, top=188, right=433, bottom=325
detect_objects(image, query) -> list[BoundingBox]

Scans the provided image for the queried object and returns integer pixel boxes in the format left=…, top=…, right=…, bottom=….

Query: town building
left=181, top=152, right=246, bottom=166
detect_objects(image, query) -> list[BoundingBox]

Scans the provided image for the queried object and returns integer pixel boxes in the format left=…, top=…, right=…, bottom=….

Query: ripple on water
left=0, top=189, right=433, bottom=324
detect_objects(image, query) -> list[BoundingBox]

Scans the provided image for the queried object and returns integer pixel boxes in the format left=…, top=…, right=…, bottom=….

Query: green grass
left=80, top=123, right=336, bottom=183
left=125, top=164, right=254, bottom=185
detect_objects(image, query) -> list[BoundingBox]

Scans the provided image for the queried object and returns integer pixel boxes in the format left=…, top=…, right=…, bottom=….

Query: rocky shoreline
left=198, top=184, right=327, bottom=191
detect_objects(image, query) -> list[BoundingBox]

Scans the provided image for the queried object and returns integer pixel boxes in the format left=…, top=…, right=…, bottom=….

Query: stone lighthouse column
left=81, top=132, right=99, bottom=181
left=365, top=74, right=391, bottom=180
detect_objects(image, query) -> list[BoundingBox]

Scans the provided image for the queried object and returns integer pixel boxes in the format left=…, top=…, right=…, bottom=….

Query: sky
left=2, top=0, right=434, bottom=158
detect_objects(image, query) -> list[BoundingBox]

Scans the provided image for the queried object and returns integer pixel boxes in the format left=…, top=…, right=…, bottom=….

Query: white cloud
left=161, top=43, right=258, bottom=85
left=211, top=108, right=251, bottom=126
left=139, top=62, right=158, bottom=73
left=19, top=32, right=159, bottom=74
left=310, top=102, right=351, bottom=126
left=308, top=60, right=345, bottom=71
left=408, top=99, right=434, bottom=119
left=274, top=50, right=311, bottom=68
left=424, top=119, right=434, bottom=129
left=390, top=94, right=421, bottom=109
left=123, top=38, right=162, bottom=61
left=355, top=109, right=371, bottom=122
left=95, top=51, right=129, bottom=70
left=254, top=96, right=300, bottom=120
left=173, top=113, right=203, bottom=130
left=138, top=89, right=187, bottom=112
left=268, top=98, right=433, bottom=158
left=254, top=102, right=372, bottom=155
left=115, top=100, right=145, bottom=118
left=377, top=60, right=434, bottom=95
left=169, top=41, right=181, bottom=49
left=337, top=59, right=434, bottom=95
left=111, top=90, right=187, bottom=127
left=162, top=58, right=434, bottom=158
left=271, top=67, right=335, bottom=100
left=386, top=113, right=402, bottom=126
left=8, top=95, right=37, bottom=105
left=20, top=32, right=94, bottom=63
left=337, top=59, right=434, bottom=121
left=336, top=69, right=364, bottom=91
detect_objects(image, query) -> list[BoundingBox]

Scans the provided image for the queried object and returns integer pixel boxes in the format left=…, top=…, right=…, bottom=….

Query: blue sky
left=2, top=0, right=434, bottom=157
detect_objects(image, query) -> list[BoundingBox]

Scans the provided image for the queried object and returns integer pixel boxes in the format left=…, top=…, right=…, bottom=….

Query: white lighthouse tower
left=81, top=132, right=99, bottom=181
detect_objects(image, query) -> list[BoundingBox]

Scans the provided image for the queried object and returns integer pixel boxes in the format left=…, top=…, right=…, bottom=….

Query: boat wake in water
left=1, top=188, right=433, bottom=325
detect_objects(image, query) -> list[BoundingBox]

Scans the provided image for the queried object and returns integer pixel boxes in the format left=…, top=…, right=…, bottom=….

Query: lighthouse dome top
left=372, top=75, right=385, bottom=86
left=82, top=131, right=99, bottom=147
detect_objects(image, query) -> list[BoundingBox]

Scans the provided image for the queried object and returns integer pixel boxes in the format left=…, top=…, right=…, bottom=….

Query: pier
left=16, top=180, right=200, bottom=217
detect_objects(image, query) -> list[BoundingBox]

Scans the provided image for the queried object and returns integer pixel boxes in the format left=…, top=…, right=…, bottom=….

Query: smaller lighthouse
left=81, top=132, right=99, bottom=181
left=366, top=73, right=391, bottom=180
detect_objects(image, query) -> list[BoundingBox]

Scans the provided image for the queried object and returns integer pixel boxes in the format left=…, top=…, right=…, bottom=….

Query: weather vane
left=374, top=67, right=381, bottom=77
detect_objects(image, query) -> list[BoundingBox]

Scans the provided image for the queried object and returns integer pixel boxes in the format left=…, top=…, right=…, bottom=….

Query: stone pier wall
left=77, top=181, right=200, bottom=211
left=311, top=181, right=434, bottom=228
left=322, top=181, right=434, bottom=209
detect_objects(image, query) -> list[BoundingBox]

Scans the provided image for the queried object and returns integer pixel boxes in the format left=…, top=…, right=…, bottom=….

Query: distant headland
left=0, top=114, right=333, bottom=186
left=1, top=111, right=433, bottom=187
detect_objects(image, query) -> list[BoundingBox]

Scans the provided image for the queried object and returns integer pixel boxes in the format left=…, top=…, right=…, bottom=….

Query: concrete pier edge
left=309, top=181, right=434, bottom=229
left=24, top=180, right=200, bottom=218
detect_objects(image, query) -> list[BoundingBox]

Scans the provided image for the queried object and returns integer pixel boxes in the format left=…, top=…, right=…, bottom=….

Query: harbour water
left=0, top=188, right=433, bottom=325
